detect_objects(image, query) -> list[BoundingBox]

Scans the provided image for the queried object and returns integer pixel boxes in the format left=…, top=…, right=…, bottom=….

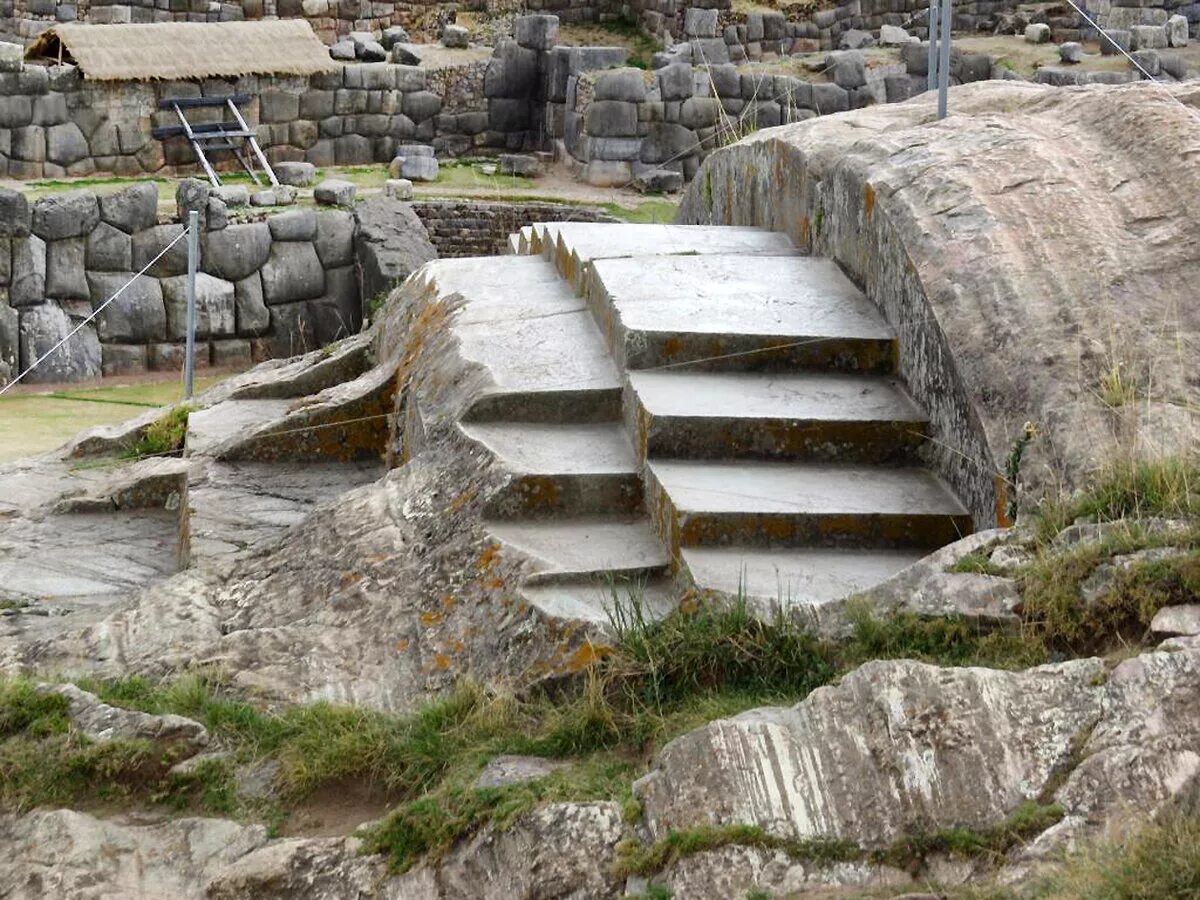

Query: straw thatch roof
left=26, top=20, right=338, bottom=81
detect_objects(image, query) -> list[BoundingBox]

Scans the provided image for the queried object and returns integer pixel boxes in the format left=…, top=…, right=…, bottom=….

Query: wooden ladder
left=152, top=95, right=279, bottom=188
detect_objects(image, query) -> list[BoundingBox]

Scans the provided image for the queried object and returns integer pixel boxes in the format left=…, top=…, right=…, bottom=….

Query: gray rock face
left=484, top=40, right=539, bottom=99
left=1167, top=13, right=1189, bottom=47
left=1151, top=604, right=1200, bottom=637
left=100, top=182, right=160, bottom=234
left=273, top=161, right=317, bottom=187
left=10, top=233, right=46, bottom=307
left=132, top=224, right=190, bottom=278
left=394, top=803, right=626, bottom=898
left=32, top=190, right=100, bottom=241
left=684, top=7, right=718, bottom=38
left=44, top=237, right=89, bottom=301
left=635, top=657, right=1107, bottom=847
left=594, top=68, right=647, bottom=103
left=825, top=50, right=866, bottom=89
left=86, top=221, right=133, bottom=272
left=313, top=179, right=356, bottom=208
left=586, top=100, right=638, bottom=137
left=515, top=13, right=559, bottom=51
left=234, top=273, right=270, bottom=336
left=203, top=223, right=271, bottom=282
left=353, top=195, right=436, bottom=304
left=1060, top=41, right=1084, bottom=63
left=474, top=754, right=571, bottom=789
left=260, top=242, right=325, bottom=305
left=175, top=178, right=210, bottom=223
left=0, top=188, right=31, bottom=238
left=161, top=272, right=236, bottom=340
left=267, top=209, right=317, bottom=242
left=45, top=122, right=88, bottom=166
left=17, top=303, right=101, bottom=382
left=1025, top=23, right=1051, bottom=43
left=441, top=23, right=469, bottom=49
left=87, top=271, right=166, bottom=343
left=313, top=211, right=355, bottom=267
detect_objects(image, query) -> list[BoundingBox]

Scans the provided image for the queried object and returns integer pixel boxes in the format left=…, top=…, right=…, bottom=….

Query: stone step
left=682, top=546, right=927, bottom=613
left=460, top=422, right=642, bottom=517
left=538, top=223, right=798, bottom=290
left=647, top=459, right=972, bottom=551
left=185, top=399, right=293, bottom=458
left=627, top=370, right=928, bottom=463
left=584, top=253, right=896, bottom=373
left=484, top=516, right=671, bottom=583
left=521, top=575, right=677, bottom=627
left=420, top=256, right=622, bottom=423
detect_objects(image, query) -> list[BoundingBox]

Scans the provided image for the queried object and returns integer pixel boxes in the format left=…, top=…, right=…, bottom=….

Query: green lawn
left=0, top=376, right=224, bottom=464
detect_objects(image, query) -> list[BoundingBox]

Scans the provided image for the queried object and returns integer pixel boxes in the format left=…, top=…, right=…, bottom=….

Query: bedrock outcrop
left=679, top=81, right=1200, bottom=515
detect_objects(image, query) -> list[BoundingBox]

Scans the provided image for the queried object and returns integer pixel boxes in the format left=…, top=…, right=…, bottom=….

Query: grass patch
left=600, top=197, right=679, bottom=224
left=615, top=800, right=1063, bottom=879
left=615, top=823, right=860, bottom=877
left=1035, top=814, right=1200, bottom=899
left=0, top=596, right=1051, bottom=870
left=120, top=403, right=194, bottom=459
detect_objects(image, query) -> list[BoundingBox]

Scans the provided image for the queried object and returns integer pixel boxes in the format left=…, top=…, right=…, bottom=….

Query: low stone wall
left=0, top=0, right=457, bottom=46
left=410, top=198, right=616, bottom=255
left=0, top=182, right=360, bottom=384
left=0, top=50, right=488, bottom=178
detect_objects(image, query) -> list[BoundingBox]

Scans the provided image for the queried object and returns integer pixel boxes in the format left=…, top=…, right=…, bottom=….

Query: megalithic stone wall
left=0, top=182, right=367, bottom=385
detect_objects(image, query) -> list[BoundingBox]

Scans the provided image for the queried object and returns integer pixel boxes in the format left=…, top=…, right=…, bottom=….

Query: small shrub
left=121, top=404, right=194, bottom=459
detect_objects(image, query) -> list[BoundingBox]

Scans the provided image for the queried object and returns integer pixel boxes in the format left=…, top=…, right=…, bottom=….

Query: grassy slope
left=0, top=375, right=225, bottom=464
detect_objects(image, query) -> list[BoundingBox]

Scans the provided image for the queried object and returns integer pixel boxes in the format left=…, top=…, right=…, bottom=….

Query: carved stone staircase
left=456, top=222, right=973, bottom=625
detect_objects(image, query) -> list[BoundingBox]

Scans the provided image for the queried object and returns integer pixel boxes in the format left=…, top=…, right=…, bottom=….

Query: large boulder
left=17, top=304, right=101, bottom=382
left=86, top=271, right=166, bottom=343
left=31, top=190, right=100, bottom=241
left=352, top=195, right=437, bottom=305
left=678, top=82, right=1200, bottom=515
left=202, top=223, right=271, bottom=282
left=160, top=272, right=236, bottom=339
left=635, top=657, right=1107, bottom=847
left=99, top=182, right=160, bottom=234
left=259, top=242, right=325, bottom=306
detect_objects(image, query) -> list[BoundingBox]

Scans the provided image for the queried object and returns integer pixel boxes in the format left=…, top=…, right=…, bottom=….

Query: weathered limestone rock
left=1025, top=23, right=1051, bottom=43
left=87, top=271, right=166, bottom=342
left=441, top=24, right=469, bottom=48
left=41, top=683, right=208, bottom=750
left=635, top=658, right=1106, bottom=847
left=132, top=224, right=190, bottom=278
left=86, top=221, right=133, bottom=271
left=313, top=179, right=356, bottom=207
left=17, top=304, right=101, bottom=382
left=99, top=182, right=159, bottom=234
left=845, top=529, right=1020, bottom=630
left=393, top=803, right=626, bottom=898
left=234, top=273, right=270, bottom=336
left=273, top=161, right=317, bottom=186
left=1151, top=604, right=1200, bottom=637
left=31, top=190, right=100, bottom=241
left=9, top=233, right=46, bottom=306
left=161, top=272, right=236, bottom=339
left=0, top=811, right=269, bottom=899
left=474, top=754, right=571, bottom=789
left=203, top=223, right=272, bottom=282
left=1168, top=14, right=1189, bottom=47
left=44, top=237, right=89, bottom=301
left=260, top=242, right=325, bottom=305
left=0, top=187, right=31, bottom=237
left=352, top=195, right=437, bottom=303
left=880, top=24, right=917, bottom=45
left=678, top=82, right=1200, bottom=515
left=313, top=211, right=355, bottom=268
left=267, top=209, right=317, bottom=243
left=175, top=178, right=210, bottom=222
left=1060, top=41, right=1084, bottom=63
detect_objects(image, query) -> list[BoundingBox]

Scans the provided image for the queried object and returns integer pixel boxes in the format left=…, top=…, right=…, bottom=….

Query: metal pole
left=927, top=0, right=939, bottom=93
left=184, top=210, right=199, bottom=400
left=937, top=0, right=952, bottom=118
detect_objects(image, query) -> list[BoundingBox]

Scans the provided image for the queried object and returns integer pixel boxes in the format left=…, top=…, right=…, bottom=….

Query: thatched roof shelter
left=26, top=20, right=338, bottom=81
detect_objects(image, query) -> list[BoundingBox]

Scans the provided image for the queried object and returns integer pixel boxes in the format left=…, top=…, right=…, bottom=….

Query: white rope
left=0, top=226, right=193, bottom=398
